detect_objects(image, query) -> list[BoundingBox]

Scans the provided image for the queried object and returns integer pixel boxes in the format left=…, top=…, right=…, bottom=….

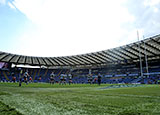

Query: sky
left=0, top=0, right=160, bottom=57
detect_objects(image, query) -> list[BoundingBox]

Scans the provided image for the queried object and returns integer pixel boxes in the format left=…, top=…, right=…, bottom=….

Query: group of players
left=50, top=72, right=102, bottom=85
left=17, top=70, right=73, bottom=86
left=49, top=72, right=72, bottom=85
left=19, top=70, right=31, bottom=86
left=11, top=69, right=102, bottom=86
left=87, top=74, right=102, bottom=85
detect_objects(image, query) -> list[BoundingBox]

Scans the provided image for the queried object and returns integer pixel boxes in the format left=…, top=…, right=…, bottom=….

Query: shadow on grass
left=0, top=101, right=22, bottom=115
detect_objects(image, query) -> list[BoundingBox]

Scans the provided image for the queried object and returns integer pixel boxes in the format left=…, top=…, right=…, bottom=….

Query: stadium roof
left=1, top=34, right=160, bottom=68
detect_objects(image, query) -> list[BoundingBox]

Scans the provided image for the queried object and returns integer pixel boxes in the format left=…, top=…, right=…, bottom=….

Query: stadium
left=1, top=0, right=160, bottom=115
left=1, top=34, right=160, bottom=84
left=0, top=34, right=160, bottom=114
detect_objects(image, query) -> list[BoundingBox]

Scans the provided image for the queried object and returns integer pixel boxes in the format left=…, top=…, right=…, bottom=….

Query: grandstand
left=1, top=34, right=160, bottom=84
left=0, top=34, right=160, bottom=67
left=1, top=34, right=160, bottom=115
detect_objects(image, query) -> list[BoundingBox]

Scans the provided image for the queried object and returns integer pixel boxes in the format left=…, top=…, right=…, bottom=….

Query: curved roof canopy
left=1, top=34, right=160, bottom=67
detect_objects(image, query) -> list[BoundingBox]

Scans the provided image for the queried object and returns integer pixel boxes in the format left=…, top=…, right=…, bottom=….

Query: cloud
left=8, top=2, right=16, bottom=9
left=3, top=0, right=159, bottom=57
left=0, top=0, right=6, bottom=5
left=0, top=0, right=15, bottom=6
left=124, top=0, right=160, bottom=39
left=8, top=0, right=136, bottom=57
left=144, top=0, right=160, bottom=6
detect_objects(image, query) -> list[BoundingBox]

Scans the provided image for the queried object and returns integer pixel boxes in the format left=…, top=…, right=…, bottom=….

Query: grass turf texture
left=0, top=83, right=160, bottom=115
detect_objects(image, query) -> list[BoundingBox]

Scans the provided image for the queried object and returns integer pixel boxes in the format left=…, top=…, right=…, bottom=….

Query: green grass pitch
left=0, top=83, right=160, bottom=115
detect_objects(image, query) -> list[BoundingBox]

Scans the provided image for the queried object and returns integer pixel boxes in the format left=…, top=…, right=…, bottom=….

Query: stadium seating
left=1, top=61, right=160, bottom=84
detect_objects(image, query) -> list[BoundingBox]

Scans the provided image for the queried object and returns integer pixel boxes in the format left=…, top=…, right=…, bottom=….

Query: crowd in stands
left=0, top=63, right=160, bottom=85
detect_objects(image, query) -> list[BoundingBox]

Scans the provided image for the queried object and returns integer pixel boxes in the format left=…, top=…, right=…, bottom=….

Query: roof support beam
left=65, top=57, right=81, bottom=65
left=134, top=43, right=156, bottom=56
left=126, top=44, right=146, bottom=57
left=74, top=56, right=91, bottom=65
left=8, top=55, right=16, bottom=63
left=41, top=58, right=49, bottom=66
left=79, top=55, right=95, bottom=64
left=60, top=57, right=75, bottom=66
left=54, top=57, right=68, bottom=66
left=69, top=57, right=85, bottom=65
left=24, top=56, right=27, bottom=64
left=31, top=57, right=34, bottom=65
left=114, top=48, right=134, bottom=59
left=144, top=41, right=160, bottom=53
left=91, top=53, right=109, bottom=63
left=98, top=51, right=115, bottom=62
left=36, top=57, right=41, bottom=65
left=94, top=53, right=110, bottom=63
left=119, top=47, right=139, bottom=58
left=96, top=52, right=112, bottom=62
left=85, top=54, right=103, bottom=64
left=0, top=54, right=11, bottom=61
left=107, top=50, right=126, bottom=60
left=48, top=58, right=59, bottom=66
left=16, top=56, right=22, bottom=64
left=51, top=58, right=64, bottom=66
left=151, top=39, right=160, bottom=50
left=102, top=51, right=119, bottom=61
left=46, top=58, right=57, bottom=66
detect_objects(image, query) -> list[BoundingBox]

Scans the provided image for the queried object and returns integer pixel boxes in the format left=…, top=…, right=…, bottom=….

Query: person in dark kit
left=50, top=76, right=54, bottom=84
left=11, top=72, right=16, bottom=82
left=63, top=76, right=67, bottom=85
left=39, top=76, right=42, bottom=82
left=59, top=76, right=63, bottom=85
left=50, top=72, right=55, bottom=84
left=29, top=76, right=32, bottom=83
left=24, top=70, right=30, bottom=85
left=19, top=77, right=22, bottom=87
left=97, top=74, right=102, bottom=85
left=69, top=76, right=72, bottom=85
left=12, top=76, right=16, bottom=83
left=93, top=77, right=97, bottom=84
left=88, top=74, right=93, bottom=84
left=87, top=75, right=91, bottom=84
left=18, top=68, right=23, bottom=87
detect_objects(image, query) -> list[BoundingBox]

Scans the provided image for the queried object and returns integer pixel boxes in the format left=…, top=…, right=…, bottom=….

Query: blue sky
left=0, top=0, right=160, bottom=57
